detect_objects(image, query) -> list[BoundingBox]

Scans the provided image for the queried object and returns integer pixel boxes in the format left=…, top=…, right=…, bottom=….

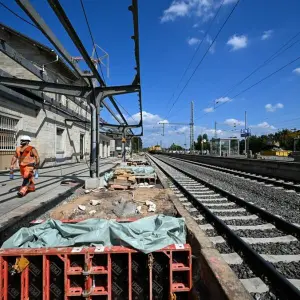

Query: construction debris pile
left=126, top=157, right=149, bottom=166
left=49, top=188, right=176, bottom=220
left=105, top=163, right=157, bottom=190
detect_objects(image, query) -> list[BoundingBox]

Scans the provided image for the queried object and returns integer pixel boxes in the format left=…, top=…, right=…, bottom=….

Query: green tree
left=195, top=134, right=203, bottom=150
left=169, top=143, right=183, bottom=151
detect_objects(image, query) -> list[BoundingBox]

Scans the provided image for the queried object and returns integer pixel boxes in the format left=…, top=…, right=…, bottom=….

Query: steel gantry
left=0, top=0, right=143, bottom=178
left=158, top=101, right=194, bottom=152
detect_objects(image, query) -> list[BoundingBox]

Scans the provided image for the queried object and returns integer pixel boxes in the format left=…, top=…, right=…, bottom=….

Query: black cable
left=170, top=31, right=300, bottom=122
left=114, top=98, right=137, bottom=124
left=194, top=54, right=300, bottom=122
left=0, top=1, right=38, bottom=28
left=220, top=31, right=300, bottom=99
left=194, top=31, right=300, bottom=118
left=79, top=0, right=106, bottom=82
left=165, top=0, right=225, bottom=112
left=166, top=0, right=241, bottom=118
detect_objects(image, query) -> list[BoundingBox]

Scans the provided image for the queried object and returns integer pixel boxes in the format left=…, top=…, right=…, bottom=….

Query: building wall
left=0, top=32, right=92, bottom=170
left=0, top=94, right=90, bottom=170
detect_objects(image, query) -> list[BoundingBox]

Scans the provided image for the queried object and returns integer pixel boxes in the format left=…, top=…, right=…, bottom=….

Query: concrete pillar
left=108, top=142, right=111, bottom=157
left=104, top=142, right=107, bottom=158
left=100, top=141, right=103, bottom=159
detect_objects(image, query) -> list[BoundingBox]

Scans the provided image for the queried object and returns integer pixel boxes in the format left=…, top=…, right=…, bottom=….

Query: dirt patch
left=49, top=188, right=176, bottom=220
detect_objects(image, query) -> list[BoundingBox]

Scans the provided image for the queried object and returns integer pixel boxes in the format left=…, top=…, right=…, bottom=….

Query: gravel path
left=159, top=156, right=300, bottom=223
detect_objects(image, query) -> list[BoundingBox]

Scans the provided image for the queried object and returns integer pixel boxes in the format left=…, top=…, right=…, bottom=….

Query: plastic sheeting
left=118, top=166, right=155, bottom=175
left=1, top=215, right=186, bottom=254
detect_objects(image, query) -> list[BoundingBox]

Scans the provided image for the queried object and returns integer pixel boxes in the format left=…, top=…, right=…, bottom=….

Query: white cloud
left=160, top=1, right=190, bottom=23
left=261, top=30, right=273, bottom=41
left=159, top=120, right=169, bottom=124
left=193, top=23, right=199, bottom=28
left=203, top=107, right=214, bottom=113
left=187, top=37, right=201, bottom=46
left=223, top=0, right=237, bottom=4
left=130, top=111, right=167, bottom=125
left=265, top=103, right=284, bottom=112
left=250, top=122, right=276, bottom=130
left=293, top=68, right=300, bottom=75
left=227, top=34, right=248, bottom=51
left=224, top=118, right=245, bottom=127
left=206, top=35, right=216, bottom=54
left=215, top=96, right=231, bottom=104
left=161, top=0, right=235, bottom=23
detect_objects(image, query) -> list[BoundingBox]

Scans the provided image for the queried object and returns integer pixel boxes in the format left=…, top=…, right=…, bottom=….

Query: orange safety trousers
left=19, top=165, right=35, bottom=196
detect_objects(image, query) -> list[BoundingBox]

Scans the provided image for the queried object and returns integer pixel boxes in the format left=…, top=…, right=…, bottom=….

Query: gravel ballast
left=160, top=156, right=300, bottom=224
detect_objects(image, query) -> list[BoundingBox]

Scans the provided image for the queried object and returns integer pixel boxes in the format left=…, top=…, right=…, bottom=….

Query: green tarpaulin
left=1, top=215, right=186, bottom=254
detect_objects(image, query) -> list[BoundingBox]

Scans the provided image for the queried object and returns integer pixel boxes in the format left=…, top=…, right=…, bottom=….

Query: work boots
left=17, top=184, right=35, bottom=197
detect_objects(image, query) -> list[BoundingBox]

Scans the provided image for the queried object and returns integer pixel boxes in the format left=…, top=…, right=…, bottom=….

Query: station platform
left=0, top=158, right=119, bottom=229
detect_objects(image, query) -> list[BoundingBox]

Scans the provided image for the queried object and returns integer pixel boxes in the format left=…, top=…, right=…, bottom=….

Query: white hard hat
left=20, top=135, right=31, bottom=142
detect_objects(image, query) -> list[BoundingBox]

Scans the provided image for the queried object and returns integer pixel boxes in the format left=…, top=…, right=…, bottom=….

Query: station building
left=0, top=23, right=111, bottom=170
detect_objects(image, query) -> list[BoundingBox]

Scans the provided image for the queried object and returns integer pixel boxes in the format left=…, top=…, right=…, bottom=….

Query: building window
left=56, top=128, right=64, bottom=153
left=0, top=116, right=18, bottom=151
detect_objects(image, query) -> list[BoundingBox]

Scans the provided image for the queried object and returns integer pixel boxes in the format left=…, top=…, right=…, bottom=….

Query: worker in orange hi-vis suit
left=10, top=135, right=40, bottom=197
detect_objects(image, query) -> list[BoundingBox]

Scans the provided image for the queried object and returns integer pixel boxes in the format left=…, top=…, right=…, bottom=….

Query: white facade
left=0, top=24, right=91, bottom=170
left=99, top=134, right=111, bottom=159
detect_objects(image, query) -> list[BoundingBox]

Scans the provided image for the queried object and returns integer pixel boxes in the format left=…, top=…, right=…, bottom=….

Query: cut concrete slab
left=85, top=178, right=100, bottom=189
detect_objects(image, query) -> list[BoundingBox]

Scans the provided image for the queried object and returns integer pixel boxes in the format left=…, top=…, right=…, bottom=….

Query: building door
left=80, top=134, right=84, bottom=160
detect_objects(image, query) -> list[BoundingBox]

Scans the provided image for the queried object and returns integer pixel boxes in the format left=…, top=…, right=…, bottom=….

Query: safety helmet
left=20, top=135, right=31, bottom=142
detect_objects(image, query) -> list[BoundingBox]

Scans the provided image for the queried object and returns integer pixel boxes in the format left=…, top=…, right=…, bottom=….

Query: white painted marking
left=209, top=236, right=225, bottom=244
left=182, top=202, right=192, bottom=207
left=199, top=224, right=214, bottom=230
left=228, top=224, right=275, bottom=230
left=175, top=244, right=184, bottom=249
left=260, top=254, right=300, bottom=263
left=95, top=246, right=105, bottom=252
left=241, top=235, right=297, bottom=245
left=219, top=215, right=258, bottom=221
left=240, top=278, right=269, bottom=293
left=72, top=247, right=83, bottom=253
left=288, top=279, right=300, bottom=290
left=221, top=253, right=243, bottom=265
left=209, top=208, right=246, bottom=213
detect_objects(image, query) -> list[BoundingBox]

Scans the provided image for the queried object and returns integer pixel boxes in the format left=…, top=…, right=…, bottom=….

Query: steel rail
left=149, top=154, right=300, bottom=299
left=169, top=156, right=300, bottom=193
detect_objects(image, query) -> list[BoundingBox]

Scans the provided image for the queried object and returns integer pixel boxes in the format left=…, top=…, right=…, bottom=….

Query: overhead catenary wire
left=79, top=0, right=106, bottom=82
left=169, top=33, right=300, bottom=122
left=199, top=30, right=300, bottom=113
left=194, top=54, right=300, bottom=122
left=164, top=0, right=226, bottom=112
left=222, top=33, right=300, bottom=98
left=113, top=98, right=138, bottom=124
left=0, top=1, right=38, bottom=28
left=165, top=0, right=241, bottom=119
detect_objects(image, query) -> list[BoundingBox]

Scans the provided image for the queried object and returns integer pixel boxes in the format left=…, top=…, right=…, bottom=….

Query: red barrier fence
left=0, top=244, right=192, bottom=299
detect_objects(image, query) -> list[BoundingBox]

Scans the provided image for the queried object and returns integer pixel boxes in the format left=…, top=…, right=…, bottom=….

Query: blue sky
left=2, top=0, right=300, bottom=147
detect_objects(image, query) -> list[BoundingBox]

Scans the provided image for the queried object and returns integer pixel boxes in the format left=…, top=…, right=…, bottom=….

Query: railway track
left=149, top=154, right=300, bottom=300
left=168, top=155, right=300, bottom=194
